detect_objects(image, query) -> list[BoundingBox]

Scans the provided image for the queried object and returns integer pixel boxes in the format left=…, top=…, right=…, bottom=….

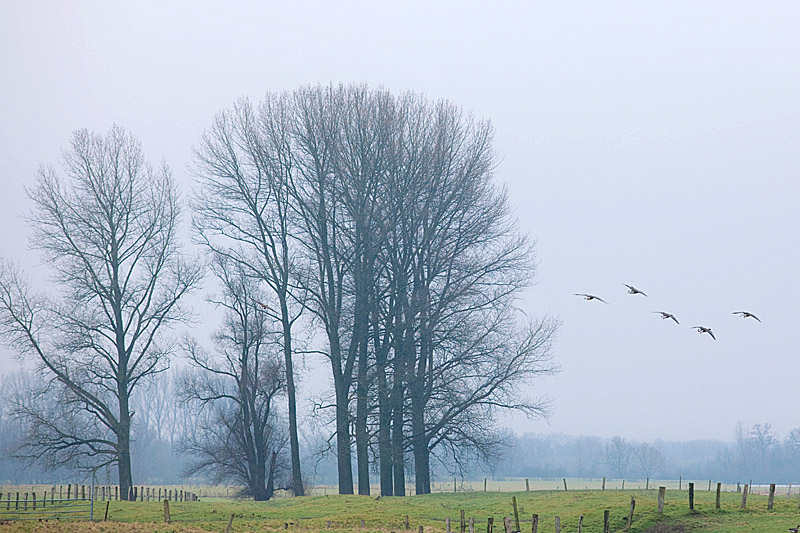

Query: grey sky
left=1, top=1, right=798, bottom=442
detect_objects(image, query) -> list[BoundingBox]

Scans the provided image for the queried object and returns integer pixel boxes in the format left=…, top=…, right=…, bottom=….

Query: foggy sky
left=1, top=1, right=798, bottom=442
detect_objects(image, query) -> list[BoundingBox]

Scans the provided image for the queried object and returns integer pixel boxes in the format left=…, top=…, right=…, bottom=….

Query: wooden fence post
left=32, top=492, right=36, bottom=510
left=461, top=510, right=466, bottom=533
left=164, top=499, right=170, bottom=523
left=525, top=479, right=529, bottom=492
left=741, top=484, right=749, bottom=509
left=225, top=514, right=234, bottom=533
left=447, top=518, right=451, bottom=533
left=679, top=476, right=682, bottom=491
left=577, top=515, right=583, bottom=533
left=24, top=493, right=28, bottom=512
left=625, top=496, right=635, bottom=531
left=104, top=500, right=110, bottom=521
left=603, top=510, right=609, bottom=533
left=689, top=483, right=694, bottom=511
left=470, top=517, right=474, bottom=533
left=768, top=483, right=776, bottom=510
left=708, top=480, right=712, bottom=491
left=622, top=480, right=625, bottom=490
left=405, top=515, right=410, bottom=530
left=502, top=516, right=511, bottom=533
left=716, top=482, right=722, bottom=509
left=646, top=478, right=649, bottom=491
left=67, top=485, right=71, bottom=499
left=487, top=516, right=493, bottom=533
left=602, top=476, right=606, bottom=490
left=484, top=478, right=487, bottom=492
left=531, top=514, right=538, bottom=533
left=512, top=496, right=520, bottom=532
left=554, top=516, right=560, bottom=533
left=562, top=478, right=568, bottom=491
left=658, top=486, right=666, bottom=513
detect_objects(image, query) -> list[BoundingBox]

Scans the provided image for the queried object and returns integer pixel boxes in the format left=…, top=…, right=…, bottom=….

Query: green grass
left=2, top=488, right=799, bottom=531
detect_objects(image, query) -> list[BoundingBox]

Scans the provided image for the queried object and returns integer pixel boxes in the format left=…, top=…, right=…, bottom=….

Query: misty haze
left=0, top=2, right=798, bottom=531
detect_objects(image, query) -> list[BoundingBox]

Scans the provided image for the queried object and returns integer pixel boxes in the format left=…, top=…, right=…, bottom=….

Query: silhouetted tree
left=0, top=126, right=200, bottom=499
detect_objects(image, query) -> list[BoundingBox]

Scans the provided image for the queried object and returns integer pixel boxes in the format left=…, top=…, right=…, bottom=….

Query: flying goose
left=733, top=311, right=761, bottom=322
left=692, top=326, right=716, bottom=340
left=624, top=284, right=648, bottom=297
left=574, top=293, right=608, bottom=304
left=653, top=311, right=679, bottom=324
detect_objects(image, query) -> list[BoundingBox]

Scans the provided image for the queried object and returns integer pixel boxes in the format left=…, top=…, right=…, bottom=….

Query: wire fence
left=0, top=497, right=93, bottom=521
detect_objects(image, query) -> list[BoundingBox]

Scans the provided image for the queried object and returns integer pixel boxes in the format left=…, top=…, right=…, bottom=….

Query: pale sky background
left=1, top=1, right=798, bottom=443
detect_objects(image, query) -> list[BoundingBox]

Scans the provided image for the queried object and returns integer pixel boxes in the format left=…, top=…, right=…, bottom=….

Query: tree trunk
left=265, top=452, right=277, bottom=500
left=282, top=312, right=304, bottom=496
left=117, top=429, right=133, bottom=501
left=333, top=371, right=354, bottom=494
left=411, top=401, right=431, bottom=494
left=355, top=332, right=370, bottom=495
left=391, top=371, right=406, bottom=496
left=377, top=362, right=394, bottom=496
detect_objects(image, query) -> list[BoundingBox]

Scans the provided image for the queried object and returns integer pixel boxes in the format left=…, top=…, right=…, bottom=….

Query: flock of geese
left=574, top=284, right=761, bottom=340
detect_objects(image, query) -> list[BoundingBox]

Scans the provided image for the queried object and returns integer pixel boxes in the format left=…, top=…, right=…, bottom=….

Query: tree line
left=0, top=84, right=557, bottom=499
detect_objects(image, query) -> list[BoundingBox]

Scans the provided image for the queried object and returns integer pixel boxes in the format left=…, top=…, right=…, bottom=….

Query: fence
left=0, top=492, right=93, bottom=521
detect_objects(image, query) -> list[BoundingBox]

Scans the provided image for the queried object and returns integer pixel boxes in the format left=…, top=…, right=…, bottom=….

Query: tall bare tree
left=0, top=126, right=200, bottom=498
left=181, top=256, right=286, bottom=500
left=193, top=96, right=306, bottom=495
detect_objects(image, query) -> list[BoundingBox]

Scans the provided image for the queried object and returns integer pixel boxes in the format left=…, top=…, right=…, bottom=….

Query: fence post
left=503, top=517, right=512, bottom=533
left=554, top=516, right=560, bottom=533
left=562, top=479, right=568, bottom=491
left=24, top=493, right=28, bottom=512
left=577, top=515, right=583, bottom=533
left=512, top=496, right=520, bottom=532
left=625, top=496, right=635, bottom=531
left=741, top=484, right=749, bottom=509
left=689, top=483, right=694, bottom=511
left=32, top=492, right=36, bottom=511
left=679, top=476, right=682, bottom=491
left=486, top=516, right=493, bottom=533
left=67, top=485, right=71, bottom=500
left=470, top=517, right=474, bottom=533
left=658, top=486, right=666, bottom=513
left=484, top=478, right=487, bottom=492
left=15, top=492, right=19, bottom=511
left=461, top=509, right=466, bottom=533
left=622, top=480, right=625, bottom=490
left=405, top=515, right=409, bottom=530
left=646, top=478, right=649, bottom=491
left=164, top=499, right=170, bottom=523
left=708, top=480, right=712, bottom=491
left=768, top=483, right=776, bottom=510
left=716, top=483, right=721, bottom=509
left=447, top=517, right=451, bottom=533
left=531, top=514, right=538, bottom=533
left=603, top=510, right=609, bottom=533
left=104, top=500, right=110, bottom=521
left=602, top=476, right=606, bottom=490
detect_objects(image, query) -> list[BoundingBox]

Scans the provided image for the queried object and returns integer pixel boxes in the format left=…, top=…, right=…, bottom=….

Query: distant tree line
left=484, top=424, right=800, bottom=484
left=0, top=84, right=557, bottom=498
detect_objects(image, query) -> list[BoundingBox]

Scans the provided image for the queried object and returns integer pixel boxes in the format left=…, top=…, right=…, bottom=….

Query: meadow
left=2, top=481, right=800, bottom=532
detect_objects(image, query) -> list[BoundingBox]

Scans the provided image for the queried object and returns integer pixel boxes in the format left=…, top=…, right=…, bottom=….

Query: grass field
left=2, top=485, right=799, bottom=531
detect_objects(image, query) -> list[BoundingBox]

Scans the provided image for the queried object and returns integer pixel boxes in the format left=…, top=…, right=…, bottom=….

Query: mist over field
left=1, top=1, right=798, bottom=498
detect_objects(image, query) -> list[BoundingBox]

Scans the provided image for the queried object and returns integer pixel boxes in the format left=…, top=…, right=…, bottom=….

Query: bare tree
left=633, top=442, right=666, bottom=479
left=181, top=255, right=287, bottom=500
left=0, top=126, right=200, bottom=498
left=598, top=436, right=633, bottom=478
left=192, top=96, right=306, bottom=495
